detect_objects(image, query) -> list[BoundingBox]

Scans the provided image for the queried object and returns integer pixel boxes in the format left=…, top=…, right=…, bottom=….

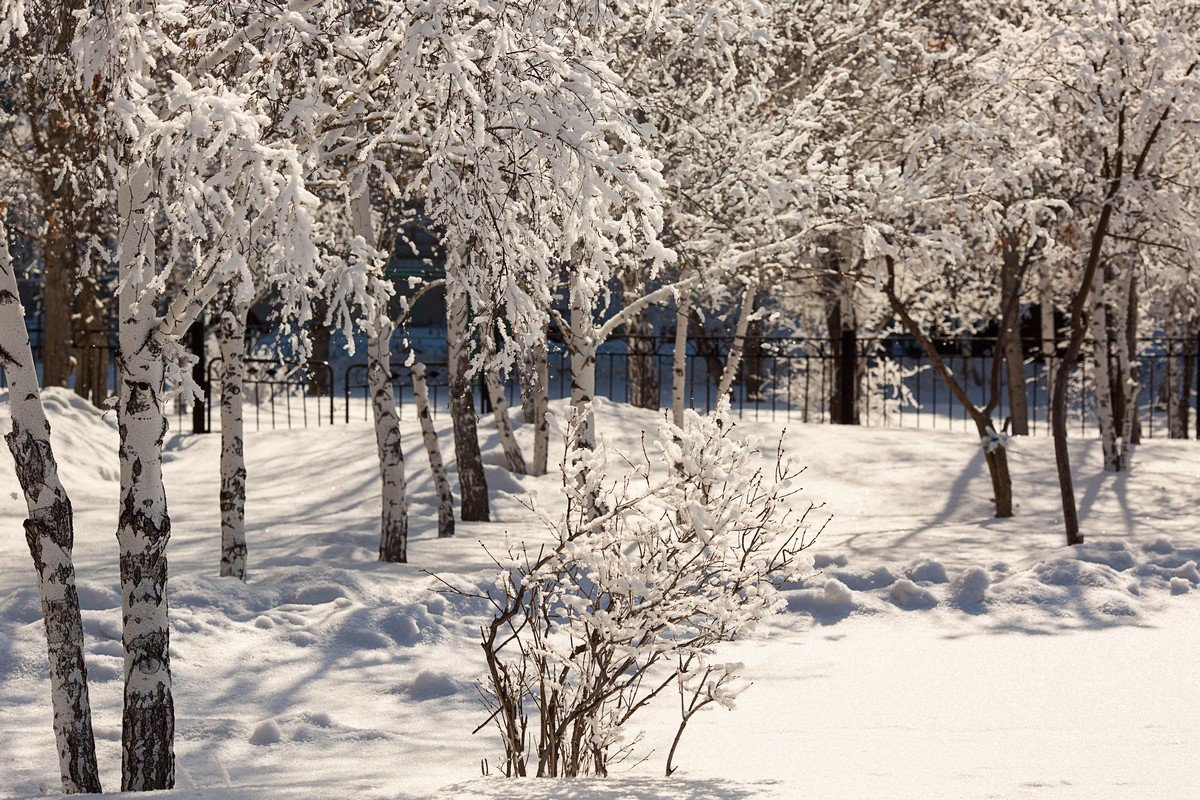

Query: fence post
left=190, top=311, right=207, bottom=434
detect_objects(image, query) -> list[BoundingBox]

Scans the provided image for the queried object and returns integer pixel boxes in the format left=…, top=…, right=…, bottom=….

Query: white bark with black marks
left=367, top=320, right=408, bottom=561
left=0, top=221, right=103, bottom=794
left=217, top=287, right=248, bottom=578
left=411, top=362, right=455, bottom=537
left=568, top=289, right=598, bottom=451
left=350, top=179, right=408, bottom=561
left=485, top=366, right=527, bottom=474
left=716, top=283, right=756, bottom=401
left=116, top=161, right=175, bottom=791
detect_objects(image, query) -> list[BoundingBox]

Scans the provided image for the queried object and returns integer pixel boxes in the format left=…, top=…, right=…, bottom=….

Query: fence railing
left=10, top=333, right=1200, bottom=441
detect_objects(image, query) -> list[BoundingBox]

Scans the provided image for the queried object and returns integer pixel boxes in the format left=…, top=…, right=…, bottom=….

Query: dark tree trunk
left=1001, top=247, right=1029, bottom=435
left=447, top=288, right=489, bottom=521
left=73, top=271, right=110, bottom=407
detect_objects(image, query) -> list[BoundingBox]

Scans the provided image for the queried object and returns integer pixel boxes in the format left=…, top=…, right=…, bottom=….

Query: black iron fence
left=8, top=332, right=1200, bottom=441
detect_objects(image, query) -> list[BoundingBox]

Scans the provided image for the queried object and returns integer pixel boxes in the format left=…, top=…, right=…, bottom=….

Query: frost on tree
left=474, top=400, right=820, bottom=777
left=0, top=217, right=102, bottom=794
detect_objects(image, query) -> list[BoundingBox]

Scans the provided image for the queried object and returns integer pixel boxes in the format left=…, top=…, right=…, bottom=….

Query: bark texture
left=485, top=366, right=527, bottom=474
left=0, top=225, right=103, bottom=794
left=716, top=283, right=756, bottom=401
left=368, top=320, right=408, bottom=562
left=116, top=162, right=175, bottom=791
left=217, top=289, right=248, bottom=578
left=1001, top=247, right=1029, bottom=435
left=672, top=296, right=691, bottom=427
left=447, top=287, right=490, bottom=521
left=412, top=362, right=455, bottom=537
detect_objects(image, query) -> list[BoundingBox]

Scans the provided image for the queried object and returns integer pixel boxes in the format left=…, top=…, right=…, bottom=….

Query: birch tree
left=0, top=214, right=103, bottom=794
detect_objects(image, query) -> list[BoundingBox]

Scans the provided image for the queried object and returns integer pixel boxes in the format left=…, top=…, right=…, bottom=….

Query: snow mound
left=823, top=579, right=854, bottom=606
left=1145, top=537, right=1176, bottom=555
left=813, top=553, right=849, bottom=569
left=1071, top=541, right=1137, bottom=571
left=249, top=720, right=283, bottom=745
left=1033, top=559, right=1126, bottom=590
left=1171, top=578, right=1192, bottom=595
left=1171, top=561, right=1200, bottom=584
left=407, top=670, right=463, bottom=700
left=949, top=567, right=990, bottom=607
left=907, top=559, right=949, bottom=584
left=833, top=565, right=898, bottom=591
left=888, top=579, right=937, bottom=610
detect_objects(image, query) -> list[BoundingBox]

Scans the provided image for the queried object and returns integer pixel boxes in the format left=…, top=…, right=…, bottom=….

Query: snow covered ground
left=2, top=390, right=1199, bottom=798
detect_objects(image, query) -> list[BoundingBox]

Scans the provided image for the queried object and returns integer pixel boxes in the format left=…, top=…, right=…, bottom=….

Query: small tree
left=473, top=400, right=820, bottom=778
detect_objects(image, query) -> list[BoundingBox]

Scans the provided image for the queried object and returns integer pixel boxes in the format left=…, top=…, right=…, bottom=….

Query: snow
left=3, top=389, right=1200, bottom=798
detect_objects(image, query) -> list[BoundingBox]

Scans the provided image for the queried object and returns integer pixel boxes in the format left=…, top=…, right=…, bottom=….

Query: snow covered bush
left=476, top=401, right=821, bottom=777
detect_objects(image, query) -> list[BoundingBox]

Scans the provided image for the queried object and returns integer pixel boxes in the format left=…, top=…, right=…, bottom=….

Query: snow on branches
left=472, top=401, right=822, bottom=777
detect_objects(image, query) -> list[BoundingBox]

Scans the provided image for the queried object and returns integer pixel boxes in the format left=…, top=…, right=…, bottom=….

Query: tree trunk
left=527, top=338, right=549, bottom=477
left=620, top=272, right=659, bottom=410
left=568, top=290, right=598, bottom=451
left=672, top=296, right=691, bottom=427
left=309, top=298, right=331, bottom=395
left=1089, top=267, right=1120, bottom=471
left=350, top=178, right=408, bottom=560
left=216, top=289, right=248, bottom=578
left=74, top=271, right=110, bottom=408
left=0, top=223, right=103, bottom=794
left=116, top=161, right=175, bottom=791
left=975, top=418, right=1014, bottom=517
left=368, top=321, right=408, bottom=562
left=1001, top=248, right=1029, bottom=434
left=1111, top=269, right=1137, bottom=469
left=827, top=294, right=859, bottom=425
left=36, top=110, right=75, bottom=389
left=485, top=366, right=527, bottom=474
left=447, top=286, right=490, bottom=521
left=1040, top=262, right=1058, bottom=403
left=716, top=283, right=756, bottom=401
left=412, top=363, right=455, bottom=537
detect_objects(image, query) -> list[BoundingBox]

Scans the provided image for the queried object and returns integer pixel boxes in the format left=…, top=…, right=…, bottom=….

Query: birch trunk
left=411, top=363, right=455, bottom=537
left=1088, top=268, right=1120, bottom=471
left=1111, top=269, right=1137, bottom=470
left=350, top=179, right=408, bottom=561
left=0, top=224, right=103, bottom=794
left=672, top=296, right=691, bottom=427
left=116, top=161, right=175, bottom=791
left=447, top=286, right=490, bottom=521
left=368, top=320, right=407, bottom=562
left=716, top=284, right=756, bottom=401
left=216, top=289, right=248, bottom=578
left=485, top=366, right=527, bottom=474
left=518, top=350, right=537, bottom=424
left=568, top=290, right=598, bottom=451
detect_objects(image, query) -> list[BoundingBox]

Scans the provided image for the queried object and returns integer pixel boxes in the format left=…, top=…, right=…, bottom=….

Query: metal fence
left=9, top=332, right=1200, bottom=440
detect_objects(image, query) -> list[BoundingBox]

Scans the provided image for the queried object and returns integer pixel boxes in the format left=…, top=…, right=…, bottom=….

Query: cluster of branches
left=467, top=401, right=819, bottom=778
